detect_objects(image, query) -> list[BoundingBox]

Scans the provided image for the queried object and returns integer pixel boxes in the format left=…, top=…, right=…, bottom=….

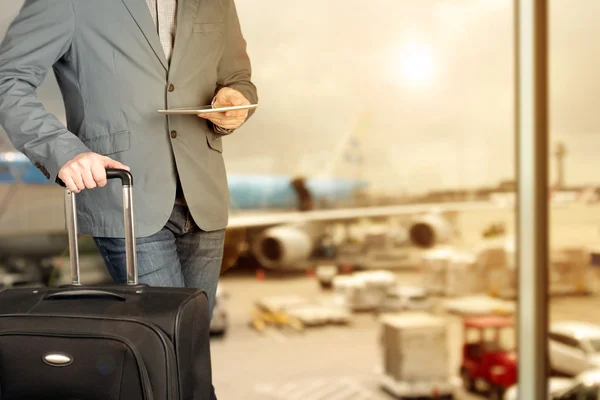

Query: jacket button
left=170, top=130, right=177, bottom=138
left=168, top=84, right=175, bottom=92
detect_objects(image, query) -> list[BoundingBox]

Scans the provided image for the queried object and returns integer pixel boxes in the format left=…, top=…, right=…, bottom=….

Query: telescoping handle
left=64, top=168, right=138, bottom=285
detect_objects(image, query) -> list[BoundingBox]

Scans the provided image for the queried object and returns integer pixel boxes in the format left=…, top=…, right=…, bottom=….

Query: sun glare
left=396, top=42, right=435, bottom=87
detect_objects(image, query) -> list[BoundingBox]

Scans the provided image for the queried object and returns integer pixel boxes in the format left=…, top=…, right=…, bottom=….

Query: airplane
left=0, top=110, right=502, bottom=280
left=0, top=148, right=499, bottom=275
left=0, top=149, right=369, bottom=263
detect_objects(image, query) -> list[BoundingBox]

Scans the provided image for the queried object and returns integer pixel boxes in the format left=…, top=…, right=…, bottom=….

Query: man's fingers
left=215, top=115, right=246, bottom=130
left=223, top=91, right=248, bottom=106
left=58, top=168, right=81, bottom=193
left=197, top=93, right=248, bottom=128
left=225, top=109, right=246, bottom=118
left=91, top=162, right=108, bottom=187
left=66, top=177, right=79, bottom=193
left=216, top=87, right=249, bottom=107
left=224, top=96, right=243, bottom=106
left=102, top=157, right=130, bottom=171
left=198, top=111, right=223, bottom=119
left=81, top=167, right=97, bottom=189
left=57, top=152, right=129, bottom=193
left=209, top=117, right=226, bottom=125
left=211, top=114, right=246, bottom=124
left=60, top=174, right=79, bottom=193
left=71, top=172, right=85, bottom=191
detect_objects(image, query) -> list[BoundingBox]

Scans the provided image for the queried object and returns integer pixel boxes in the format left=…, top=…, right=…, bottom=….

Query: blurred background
left=2, top=0, right=600, bottom=399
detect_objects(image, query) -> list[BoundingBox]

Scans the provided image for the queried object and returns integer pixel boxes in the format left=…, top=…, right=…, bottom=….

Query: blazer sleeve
left=214, top=0, right=258, bottom=124
left=0, top=0, right=91, bottom=183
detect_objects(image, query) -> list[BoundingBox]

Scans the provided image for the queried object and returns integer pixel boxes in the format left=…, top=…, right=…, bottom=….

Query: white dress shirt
left=145, top=0, right=177, bottom=63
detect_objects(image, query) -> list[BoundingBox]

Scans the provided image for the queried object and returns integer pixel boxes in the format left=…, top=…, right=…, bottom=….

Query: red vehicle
left=460, top=316, right=517, bottom=400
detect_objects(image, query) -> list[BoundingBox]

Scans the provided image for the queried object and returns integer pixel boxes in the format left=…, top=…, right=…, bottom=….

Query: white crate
left=379, top=313, right=450, bottom=382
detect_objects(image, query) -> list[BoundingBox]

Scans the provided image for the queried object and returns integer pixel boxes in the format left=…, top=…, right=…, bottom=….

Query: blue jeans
left=93, top=203, right=224, bottom=312
left=93, top=203, right=224, bottom=400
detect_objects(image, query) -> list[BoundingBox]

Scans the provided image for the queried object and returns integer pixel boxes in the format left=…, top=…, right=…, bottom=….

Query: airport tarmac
left=210, top=269, right=600, bottom=400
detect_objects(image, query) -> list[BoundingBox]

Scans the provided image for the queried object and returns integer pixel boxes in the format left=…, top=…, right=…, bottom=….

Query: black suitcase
left=0, top=170, right=213, bottom=400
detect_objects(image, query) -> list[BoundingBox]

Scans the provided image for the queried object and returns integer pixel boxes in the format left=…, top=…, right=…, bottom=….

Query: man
left=1, top=2, right=256, bottom=396
left=0, top=0, right=257, bottom=313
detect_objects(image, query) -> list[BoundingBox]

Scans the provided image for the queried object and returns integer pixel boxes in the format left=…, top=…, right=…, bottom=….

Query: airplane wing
left=227, top=200, right=505, bottom=229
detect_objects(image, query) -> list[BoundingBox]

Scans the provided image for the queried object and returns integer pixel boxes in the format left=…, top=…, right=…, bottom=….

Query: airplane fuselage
left=0, top=151, right=368, bottom=272
left=0, top=152, right=368, bottom=215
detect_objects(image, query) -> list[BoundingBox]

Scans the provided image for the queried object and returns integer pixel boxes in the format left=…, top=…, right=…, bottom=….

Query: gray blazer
left=0, top=0, right=258, bottom=237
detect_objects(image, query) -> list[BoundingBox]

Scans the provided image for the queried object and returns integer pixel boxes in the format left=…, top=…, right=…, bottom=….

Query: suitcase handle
left=46, top=289, right=126, bottom=301
left=106, top=168, right=133, bottom=186
left=65, top=168, right=138, bottom=286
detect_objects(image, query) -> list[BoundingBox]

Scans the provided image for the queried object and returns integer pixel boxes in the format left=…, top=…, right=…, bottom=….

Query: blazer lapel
left=169, top=0, right=200, bottom=75
left=121, top=0, right=168, bottom=70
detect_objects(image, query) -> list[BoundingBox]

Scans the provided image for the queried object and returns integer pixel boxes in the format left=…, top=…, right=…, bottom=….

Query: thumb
left=102, top=156, right=130, bottom=171
left=224, top=89, right=246, bottom=106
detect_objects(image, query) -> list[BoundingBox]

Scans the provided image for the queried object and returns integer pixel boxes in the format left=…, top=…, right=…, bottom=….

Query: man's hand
left=198, top=87, right=250, bottom=131
left=58, top=152, right=130, bottom=193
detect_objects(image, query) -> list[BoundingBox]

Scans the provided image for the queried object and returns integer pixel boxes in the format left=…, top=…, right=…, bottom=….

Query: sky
left=1, top=0, right=600, bottom=194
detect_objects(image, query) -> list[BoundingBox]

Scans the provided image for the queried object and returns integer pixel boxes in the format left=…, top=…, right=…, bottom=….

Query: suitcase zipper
left=1, top=315, right=180, bottom=400
left=0, top=331, right=154, bottom=400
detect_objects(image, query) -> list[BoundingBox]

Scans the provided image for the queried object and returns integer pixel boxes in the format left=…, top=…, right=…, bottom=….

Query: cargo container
left=377, top=312, right=459, bottom=399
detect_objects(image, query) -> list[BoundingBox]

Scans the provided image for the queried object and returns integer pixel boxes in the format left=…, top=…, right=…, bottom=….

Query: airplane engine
left=408, top=213, right=453, bottom=248
left=252, top=226, right=313, bottom=269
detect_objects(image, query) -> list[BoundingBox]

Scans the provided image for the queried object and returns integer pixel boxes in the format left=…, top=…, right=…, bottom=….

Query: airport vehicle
left=549, top=321, right=600, bottom=377
left=378, top=312, right=458, bottom=399
left=250, top=296, right=306, bottom=333
left=252, top=295, right=351, bottom=330
left=460, top=316, right=516, bottom=400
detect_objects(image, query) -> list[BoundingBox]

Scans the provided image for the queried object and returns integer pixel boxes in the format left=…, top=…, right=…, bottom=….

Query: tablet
left=158, top=104, right=258, bottom=115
